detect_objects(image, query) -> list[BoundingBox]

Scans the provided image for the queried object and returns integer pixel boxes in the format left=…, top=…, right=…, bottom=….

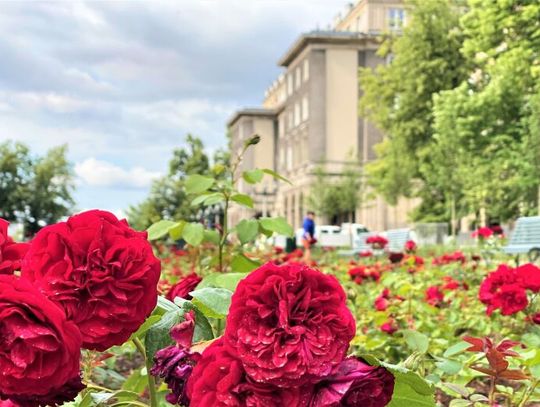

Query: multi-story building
left=227, top=0, right=416, bottom=232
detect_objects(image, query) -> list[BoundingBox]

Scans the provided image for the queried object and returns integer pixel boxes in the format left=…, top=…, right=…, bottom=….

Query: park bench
left=337, top=232, right=372, bottom=257
left=503, top=216, right=540, bottom=262
left=385, top=228, right=412, bottom=252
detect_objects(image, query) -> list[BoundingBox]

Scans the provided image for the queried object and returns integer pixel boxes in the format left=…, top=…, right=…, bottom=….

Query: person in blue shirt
left=302, top=211, right=316, bottom=263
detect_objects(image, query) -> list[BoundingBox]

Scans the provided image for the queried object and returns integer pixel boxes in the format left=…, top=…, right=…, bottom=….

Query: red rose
left=532, top=313, right=540, bottom=325
left=425, top=286, right=445, bottom=307
left=479, top=265, right=528, bottom=316
left=166, top=273, right=202, bottom=302
left=0, top=275, right=83, bottom=406
left=515, top=263, right=540, bottom=293
left=187, top=339, right=313, bottom=407
left=404, top=240, right=417, bottom=253
left=224, top=262, right=356, bottom=387
left=311, top=357, right=394, bottom=407
left=380, top=319, right=398, bottom=335
left=22, top=210, right=161, bottom=351
left=0, top=219, right=29, bottom=275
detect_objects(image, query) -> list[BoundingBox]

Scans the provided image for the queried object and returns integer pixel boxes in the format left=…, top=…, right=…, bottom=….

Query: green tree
left=127, top=135, right=229, bottom=231
left=0, top=141, right=74, bottom=235
left=431, top=0, right=540, bottom=224
left=309, top=161, right=362, bottom=224
left=359, top=0, right=467, bottom=206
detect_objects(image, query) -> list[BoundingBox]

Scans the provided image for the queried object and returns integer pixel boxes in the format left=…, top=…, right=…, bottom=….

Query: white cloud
left=75, top=158, right=161, bottom=188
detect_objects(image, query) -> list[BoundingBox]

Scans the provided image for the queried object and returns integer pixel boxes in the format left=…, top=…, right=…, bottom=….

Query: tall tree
left=127, top=135, right=229, bottom=231
left=431, top=0, right=540, bottom=224
left=359, top=0, right=467, bottom=207
left=0, top=142, right=74, bottom=235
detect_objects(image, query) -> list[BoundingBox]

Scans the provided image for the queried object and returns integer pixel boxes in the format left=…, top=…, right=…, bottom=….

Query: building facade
left=227, top=0, right=416, bottom=232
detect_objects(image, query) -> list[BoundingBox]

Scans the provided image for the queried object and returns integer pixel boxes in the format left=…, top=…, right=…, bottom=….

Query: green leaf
left=242, top=168, right=264, bottom=184
left=146, top=220, right=176, bottom=240
left=168, top=220, right=185, bottom=240
left=129, top=315, right=162, bottom=341
left=156, top=296, right=179, bottom=314
left=435, top=359, right=462, bottom=375
left=262, top=168, right=292, bottom=184
left=402, top=330, right=430, bottom=354
left=144, top=309, right=184, bottom=361
left=197, top=272, right=249, bottom=291
left=259, top=217, right=293, bottom=237
left=231, top=193, right=254, bottom=208
left=443, top=341, right=470, bottom=358
left=362, top=356, right=435, bottom=407
left=236, top=219, right=259, bottom=244
left=203, top=192, right=225, bottom=206
left=203, top=229, right=220, bottom=244
left=189, top=287, right=233, bottom=319
left=183, top=223, right=204, bottom=246
left=185, top=174, right=215, bottom=194
left=121, top=369, right=147, bottom=394
left=231, top=253, right=261, bottom=273
left=177, top=299, right=215, bottom=342
left=191, top=193, right=211, bottom=207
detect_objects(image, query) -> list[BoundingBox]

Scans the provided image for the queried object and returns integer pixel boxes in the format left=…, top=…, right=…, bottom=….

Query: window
left=356, top=16, right=361, bottom=31
left=287, top=74, right=293, bottom=96
left=294, top=102, right=300, bottom=126
left=388, top=8, right=405, bottom=30
left=278, top=116, right=284, bottom=137
left=302, top=96, right=309, bottom=121
left=295, top=67, right=301, bottom=90
left=303, top=59, right=309, bottom=82
left=279, top=147, right=285, bottom=168
left=286, top=146, right=292, bottom=170
left=288, top=110, right=293, bottom=129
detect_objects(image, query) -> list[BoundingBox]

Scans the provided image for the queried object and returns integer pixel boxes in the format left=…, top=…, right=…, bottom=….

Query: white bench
left=385, top=228, right=412, bottom=252
left=337, top=232, right=372, bottom=257
left=503, top=216, right=540, bottom=262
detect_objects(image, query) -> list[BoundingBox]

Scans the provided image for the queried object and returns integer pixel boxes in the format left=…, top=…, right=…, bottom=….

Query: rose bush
left=21, top=210, right=161, bottom=351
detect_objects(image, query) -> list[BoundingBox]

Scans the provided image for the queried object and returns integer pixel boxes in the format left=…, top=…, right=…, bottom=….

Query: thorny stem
left=133, top=338, right=158, bottom=407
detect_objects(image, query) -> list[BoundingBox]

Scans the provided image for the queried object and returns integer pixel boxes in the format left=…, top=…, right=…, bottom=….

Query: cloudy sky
left=0, top=1, right=347, bottom=215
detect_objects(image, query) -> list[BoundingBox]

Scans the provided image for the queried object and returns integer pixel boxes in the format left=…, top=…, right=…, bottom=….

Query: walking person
left=302, top=211, right=316, bottom=263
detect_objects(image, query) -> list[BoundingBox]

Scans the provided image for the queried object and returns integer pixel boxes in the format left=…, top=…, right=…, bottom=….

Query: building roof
left=227, top=108, right=277, bottom=128
left=277, top=30, right=380, bottom=67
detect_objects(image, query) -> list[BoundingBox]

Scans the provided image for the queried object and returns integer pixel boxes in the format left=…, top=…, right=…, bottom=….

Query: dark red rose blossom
left=166, top=273, right=202, bottom=302
left=0, top=275, right=83, bottom=406
left=151, top=312, right=200, bottom=406
left=388, top=252, right=404, bottom=263
left=374, top=295, right=389, bottom=311
left=21, top=210, right=161, bottom=351
left=441, top=276, right=461, bottom=291
left=187, top=339, right=313, bottom=407
left=311, top=357, right=394, bottom=407
left=0, top=219, right=29, bottom=275
left=224, top=262, right=356, bottom=387
left=531, top=313, right=540, bottom=325
left=479, top=265, right=528, bottom=316
left=515, top=263, right=540, bottom=293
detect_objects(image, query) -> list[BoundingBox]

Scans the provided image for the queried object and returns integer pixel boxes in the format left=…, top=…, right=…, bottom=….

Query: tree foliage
left=127, top=135, right=229, bottom=231
left=0, top=141, right=74, bottom=235
left=308, top=161, right=362, bottom=223
left=361, top=0, right=540, bottom=225
left=359, top=0, right=467, bottom=206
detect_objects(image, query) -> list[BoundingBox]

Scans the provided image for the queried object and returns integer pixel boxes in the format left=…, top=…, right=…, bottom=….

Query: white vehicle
left=294, top=223, right=370, bottom=247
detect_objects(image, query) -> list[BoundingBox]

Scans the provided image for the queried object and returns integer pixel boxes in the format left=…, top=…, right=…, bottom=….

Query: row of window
left=278, top=136, right=309, bottom=172
left=286, top=59, right=309, bottom=97
left=278, top=95, right=309, bottom=136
